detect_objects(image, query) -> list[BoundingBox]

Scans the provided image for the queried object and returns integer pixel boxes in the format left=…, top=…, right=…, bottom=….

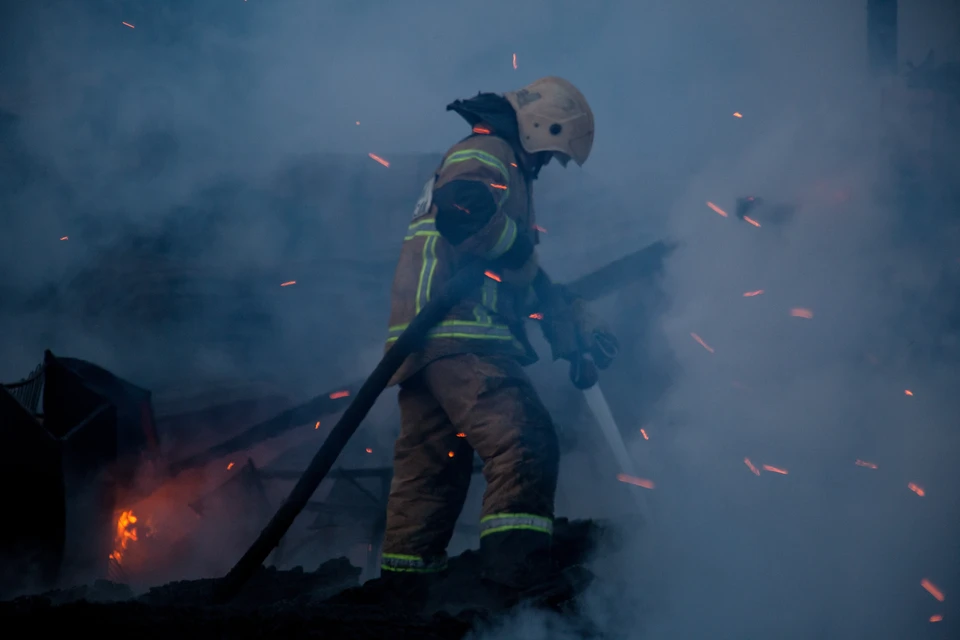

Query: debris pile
left=0, top=518, right=609, bottom=639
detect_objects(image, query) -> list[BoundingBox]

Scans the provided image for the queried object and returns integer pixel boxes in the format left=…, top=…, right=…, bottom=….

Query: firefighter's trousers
left=381, top=353, right=560, bottom=588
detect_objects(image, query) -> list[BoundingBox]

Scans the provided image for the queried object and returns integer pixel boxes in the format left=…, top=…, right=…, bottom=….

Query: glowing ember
left=490, top=183, right=507, bottom=190
left=280, top=281, right=296, bottom=287
left=365, top=448, right=373, bottom=454
left=904, top=389, right=913, bottom=396
left=108, top=510, right=139, bottom=565
left=315, top=421, right=320, bottom=429
left=456, top=432, right=466, bottom=438
left=122, top=21, right=135, bottom=29
left=743, top=290, right=764, bottom=297
left=640, top=428, right=649, bottom=441
left=743, top=458, right=760, bottom=476
left=742, top=215, right=760, bottom=227
left=226, top=462, right=234, bottom=470
left=512, top=53, right=517, bottom=69
left=447, top=451, right=455, bottom=458
left=921, top=579, right=945, bottom=602
left=790, top=308, right=814, bottom=319
left=930, top=615, right=943, bottom=623
left=60, top=236, right=69, bottom=241
left=472, top=126, right=491, bottom=135
left=616, top=473, right=654, bottom=489
left=762, top=464, right=788, bottom=475
left=733, top=112, right=743, bottom=118
left=368, top=153, right=390, bottom=168
left=533, top=224, right=547, bottom=233
left=706, top=201, right=728, bottom=217
left=529, top=312, right=543, bottom=320
left=484, top=270, right=501, bottom=282
left=329, top=390, right=350, bottom=399
left=510, top=162, right=518, bottom=168
left=854, top=459, right=878, bottom=469
left=690, top=332, right=714, bottom=353
left=908, top=482, right=925, bottom=497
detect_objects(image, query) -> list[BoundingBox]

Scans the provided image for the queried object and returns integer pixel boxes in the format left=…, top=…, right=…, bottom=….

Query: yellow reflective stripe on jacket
left=404, top=217, right=440, bottom=241
left=386, top=320, right=515, bottom=343
left=441, top=149, right=510, bottom=186
left=415, top=234, right=440, bottom=313
left=381, top=552, right=447, bottom=573
left=479, top=513, right=553, bottom=538
left=484, top=216, right=518, bottom=260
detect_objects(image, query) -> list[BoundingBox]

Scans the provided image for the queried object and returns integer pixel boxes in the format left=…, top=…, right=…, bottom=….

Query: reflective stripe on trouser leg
left=381, top=552, right=448, bottom=573
left=479, top=513, right=553, bottom=538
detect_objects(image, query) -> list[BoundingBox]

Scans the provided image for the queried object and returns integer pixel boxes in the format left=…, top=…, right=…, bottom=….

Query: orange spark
left=529, top=312, right=543, bottom=320
left=456, top=432, right=466, bottom=438
left=762, top=464, right=788, bottom=475
left=706, top=201, right=728, bottom=217
left=368, top=153, right=390, bottom=167
left=365, top=448, right=373, bottom=454
left=744, top=458, right=761, bottom=475
left=510, top=162, right=518, bottom=168
left=280, top=280, right=296, bottom=287
left=640, top=428, right=649, bottom=441
left=930, top=615, right=943, bottom=623
left=329, top=390, right=350, bottom=399
left=60, top=236, right=69, bottom=241
left=743, top=290, right=764, bottom=297
left=484, top=270, right=501, bottom=282
left=921, top=579, right=945, bottom=602
left=908, top=482, right=925, bottom=497
left=790, top=308, right=814, bottom=319
left=490, top=183, right=507, bottom=190
left=355, top=121, right=360, bottom=125
left=315, top=421, right=320, bottom=429
left=690, top=332, right=714, bottom=353
left=448, top=451, right=455, bottom=458
left=732, top=112, right=743, bottom=118
left=616, top=473, right=655, bottom=489
left=472, top=126, right=491, bottom=134
left=512, top=53, right=517, bottom=69
left=122, top=21, right=135, bottom=29
left=904, top=389, right=913, bottom=396
left=227, top=461, right=235, bottom=470
left=854, top=459, right=878, bottom=469
left=533, top=224, right=547, bottom=233
left=742, top=215, right=760, bottom=227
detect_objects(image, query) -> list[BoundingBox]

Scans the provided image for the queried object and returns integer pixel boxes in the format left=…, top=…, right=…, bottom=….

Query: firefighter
left=380, top=76, right=616, bottom=607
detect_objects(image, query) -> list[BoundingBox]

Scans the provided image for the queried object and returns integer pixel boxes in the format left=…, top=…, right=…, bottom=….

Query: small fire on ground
left=109, top=509, right=139, bottom=566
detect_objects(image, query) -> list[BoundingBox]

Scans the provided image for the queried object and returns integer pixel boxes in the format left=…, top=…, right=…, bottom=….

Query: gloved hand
left=566, top=297, right=620, bottom=370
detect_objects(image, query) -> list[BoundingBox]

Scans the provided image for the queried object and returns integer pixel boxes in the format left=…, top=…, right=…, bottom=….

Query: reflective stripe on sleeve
left=381, top=552, right=448, bottom=574
left=386, top=320, right=516, bottom=343
left=483, top=216, right=518, bottom=260
left=441, top=149, right=510, bottom=185
left=478, top=513, right=553, bottom=538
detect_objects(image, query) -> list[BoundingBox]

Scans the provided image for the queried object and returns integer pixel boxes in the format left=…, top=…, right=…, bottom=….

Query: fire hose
left=213, top=241, right=673, bottom=603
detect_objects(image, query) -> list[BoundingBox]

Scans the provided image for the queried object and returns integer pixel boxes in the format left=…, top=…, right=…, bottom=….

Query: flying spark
left=616, top=473, right=654, bottom=489
left=368, top=153, right=390, bottom=167
left=329, top=390, right=350, bottom=399
left=690, top=332, right=714, bottom=353
left=280, top=281, right=296, bottom=287
left=484, top=270, right=501, bottom=282
left=743, top=290, right=764, bottom=297
left=762, top=464, right=788, bottom=475
left=706, top=201, right=728, bottom=217
left=529, top=312, right=543, bottom=320
left=790, top=308, right=814, bottom=319
left=227, top=462, right=234, bottom=470
left=908, top=482, right=925, bottom=497
left=365, top=448, right=373, bottom=454
left=744, top=458, right=760, bottom=475
left=904, top=389, right=913, bottom=396
left=640, top=428, right=649, bottom=441
left=490, top=183, right=507, bottom=190
left=448, top=451, right=455, bottom=458
left=733, top=112, right=743, bottom=118
left=60, top=236, right=69, bottom=241
left=512, top=53, right=517, bottom=69
left=533, top=224, right=547, bottom=233
left=921, top=579, right=945, bottom=602
left=122, top=21, right=135, bottom=29
left=472, top=126, right=491, bottom=134
left=314, top=421, right=320, bottom=429
left=854, top=459, right=878, bottom=469
left=930, top=615, right=943, bottom=623
left=742, top=215, right=760, bottom=227
left=456, top=432, right=466, bottom=438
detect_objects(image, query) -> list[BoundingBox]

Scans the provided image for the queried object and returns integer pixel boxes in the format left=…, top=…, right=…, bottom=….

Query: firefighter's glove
left=568, top=355, right=599, bottom=390
left=568, top=298, right=620, bottom=370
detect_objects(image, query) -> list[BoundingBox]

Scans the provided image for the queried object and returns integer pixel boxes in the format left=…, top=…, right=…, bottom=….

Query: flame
left=904, top=389, right=913, bottom=396
left=616, top=473, right=655, bottom=489
left=365, top=448, right=373, bottom=454
left=280, top=280, right=296, bottom=287
left=742, top=215, right=761, bottom=227
left=512, top=53, right=517, bottom=69
left=529, top=312, right=543, bottom=320
left=484, top=270, right=501, bottom=282
left=490, top=183, right=507, bottom=190
left=854, top=459, right=878, bottom=469
left=690, top=332, right=714, bottom=353
left=706, top=201, right=728, bottom=217
left=473, top=126, right=491, bottom=135
left=448, top=451, right=455, bottom=458
left=122, top=21, right=135, bottom=29
left=921, top=579, right=945, bottom=602
left=790, top=308, right=814, bottom=319
left=368, top=153, right=390, bottom=167
left=329, top=390, right=350, bottom=399
left=743, top=290, right=764, bottom=297
left=226, top=462, right=234, bottom=470
left=640, top=428, right=649, bottom=441
left=733, top=112, right=743, bottom=118
left=109, top=510, right=139, bottom=565
left=744, top=458, right=761, bottom=476
left=930, top=614, right=943, bottom=623
left=908, top=482, right=925, bottom=497
left=762, top=464, right=788, bottom=475
left=60, top=236, right=69, bottom=241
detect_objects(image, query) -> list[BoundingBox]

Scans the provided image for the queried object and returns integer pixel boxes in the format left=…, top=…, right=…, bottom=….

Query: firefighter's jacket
left=386, top=133, right=541, bottom=385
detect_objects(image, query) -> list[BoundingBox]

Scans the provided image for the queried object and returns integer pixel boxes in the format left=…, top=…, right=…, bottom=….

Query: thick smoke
left=2, top=0, right=958, bottom=635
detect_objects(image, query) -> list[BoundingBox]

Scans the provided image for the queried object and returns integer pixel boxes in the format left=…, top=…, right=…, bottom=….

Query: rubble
left=0, top=518, right=611, bottom=638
